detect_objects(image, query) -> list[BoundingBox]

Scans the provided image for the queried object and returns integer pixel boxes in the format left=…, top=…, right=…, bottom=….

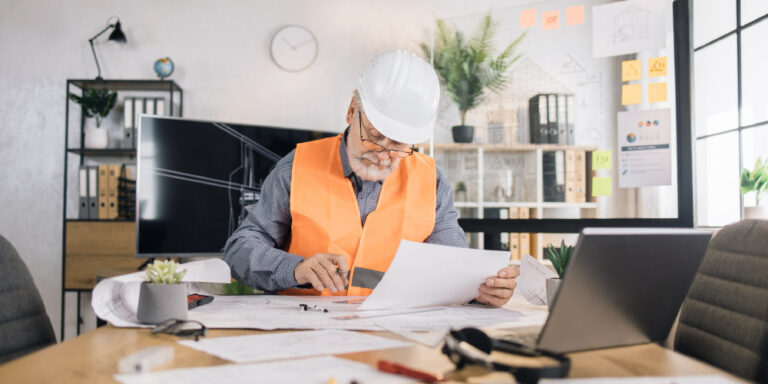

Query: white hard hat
left=357, top=51, right=440, bottom=145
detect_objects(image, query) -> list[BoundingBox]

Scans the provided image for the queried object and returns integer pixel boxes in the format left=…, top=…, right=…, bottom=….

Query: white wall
left=0, top=0, right=533, bottom=340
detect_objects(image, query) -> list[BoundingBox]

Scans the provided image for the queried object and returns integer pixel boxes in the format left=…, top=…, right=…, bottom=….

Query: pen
left=377, top=360, right=444, bottom=382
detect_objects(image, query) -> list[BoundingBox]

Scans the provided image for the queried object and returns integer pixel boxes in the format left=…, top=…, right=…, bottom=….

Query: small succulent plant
left=145, top=259, right=187, bottom=284
left=546, top=240, right=574, bottom=279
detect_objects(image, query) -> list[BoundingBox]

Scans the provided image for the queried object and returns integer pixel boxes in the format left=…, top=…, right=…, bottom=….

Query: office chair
left=0, top=234, right=57, bottom=364
left=675, top=219, right=768, bottom=383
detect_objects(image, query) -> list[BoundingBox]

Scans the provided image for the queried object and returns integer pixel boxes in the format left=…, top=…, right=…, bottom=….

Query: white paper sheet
left=540, top=376, right=741, bottom=384
left=178, top=329, right=410, bottom=363
left=592, top=0, right=666, bottom=58
left=114, top=356, right=416, bottom=384
left=187, top=295, right=547, bottom=331
left=91, top=259, right=231, bottom=327
left=358, top=240, right=509, bottom=310
left=516, top=255, right=559, bottom=306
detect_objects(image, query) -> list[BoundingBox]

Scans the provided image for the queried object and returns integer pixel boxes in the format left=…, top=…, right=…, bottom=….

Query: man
left=223, top=51, right=519, bottom=307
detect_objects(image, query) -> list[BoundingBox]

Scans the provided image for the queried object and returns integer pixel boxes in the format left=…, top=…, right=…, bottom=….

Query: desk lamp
left=88, top=17, right=127, bottom=80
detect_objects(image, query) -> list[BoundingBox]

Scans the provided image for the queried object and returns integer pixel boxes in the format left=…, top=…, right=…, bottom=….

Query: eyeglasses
left=151, top=319, right=207, bottom=341
left=358, top=112, right=414, bottom=158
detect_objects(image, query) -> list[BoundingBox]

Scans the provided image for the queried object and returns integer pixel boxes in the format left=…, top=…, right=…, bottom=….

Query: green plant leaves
left=423, top=12, right=526, bottom=125
left=68, top=89, right=117, bottom=127
left=145, top=259, right=187, bottom=284
left=546, top=240, right=574, bottom=278
left=741, top=157, right=767, bottom=206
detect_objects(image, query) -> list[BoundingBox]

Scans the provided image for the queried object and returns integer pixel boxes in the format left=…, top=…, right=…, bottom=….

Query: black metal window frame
left=692, top=0, right=768, bottom=222
left=459, top=0, right=695, bottom=234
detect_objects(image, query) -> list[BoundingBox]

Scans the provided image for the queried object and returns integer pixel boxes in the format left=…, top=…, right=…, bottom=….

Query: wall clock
left=270, top=25, right=318, bottom=72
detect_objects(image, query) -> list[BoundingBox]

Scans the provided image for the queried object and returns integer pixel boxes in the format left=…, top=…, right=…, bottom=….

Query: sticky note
left=649, top=82, right=667, bottom=103
left=592, top=177, right=612, bottom=197
left=566, top=5, right=585, bottom=25
left=648, top=56, right=667, bottom=77
left=621, top=60, right=641, bottom=81
left=592, top=150, right=612, bottom=170
left=542, top=10, right=559, bottom=30
left=520, top=9, right=537, bottom=28
left=622, top=84, right=642, bottom=105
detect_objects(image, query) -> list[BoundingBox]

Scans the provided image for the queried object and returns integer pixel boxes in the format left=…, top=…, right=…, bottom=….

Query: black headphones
left=442, top=327, right=571, bottom=384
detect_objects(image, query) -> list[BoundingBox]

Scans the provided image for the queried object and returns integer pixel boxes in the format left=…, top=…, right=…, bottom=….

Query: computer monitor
left=136, top=115, right=334, bottom=258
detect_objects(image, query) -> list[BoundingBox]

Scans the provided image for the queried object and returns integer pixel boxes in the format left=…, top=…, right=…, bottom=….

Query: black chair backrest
left=0, top=234, right=57, bottom=364
left=675, top=219, right=768, bottom=383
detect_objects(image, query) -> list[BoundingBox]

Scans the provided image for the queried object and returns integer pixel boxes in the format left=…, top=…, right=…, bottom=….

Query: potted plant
left=69, top=88, right=117, bottom=149
left=137, top=259, right=188, bottom=324
left=422, top=13, right=525, bottom=143
left=454, top=181, right=467, bottom=202
left=545, top=240, right=574, bottom=309
left=741, top=157, right=768, bottom=220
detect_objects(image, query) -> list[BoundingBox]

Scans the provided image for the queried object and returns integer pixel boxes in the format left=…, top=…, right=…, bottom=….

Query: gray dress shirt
left=223, top=129, right=467, bottom=291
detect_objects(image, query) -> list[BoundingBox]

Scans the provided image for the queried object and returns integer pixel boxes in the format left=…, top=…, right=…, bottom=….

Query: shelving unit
left=61, top=79, right=183, bottom=340
left=420, top=142, right=597, bottom=259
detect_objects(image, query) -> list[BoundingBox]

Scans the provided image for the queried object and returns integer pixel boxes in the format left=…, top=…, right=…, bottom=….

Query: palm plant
left=741, top=157, right=768, bottom=206
left=421, top=12, right=525, bottom=126
left=546, top=240, right=574, bottom=278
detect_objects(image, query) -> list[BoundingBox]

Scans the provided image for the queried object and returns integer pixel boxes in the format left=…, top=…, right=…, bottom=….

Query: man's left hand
left=476, top=266, right=520, bottom=307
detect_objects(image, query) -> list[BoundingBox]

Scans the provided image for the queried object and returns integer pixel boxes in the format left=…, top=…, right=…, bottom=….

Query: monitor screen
left=137, top=116, right=334, bottom=257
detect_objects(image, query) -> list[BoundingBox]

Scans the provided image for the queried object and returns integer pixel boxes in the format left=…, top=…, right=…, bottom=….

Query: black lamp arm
left=88, top=24, right=116, bottom=80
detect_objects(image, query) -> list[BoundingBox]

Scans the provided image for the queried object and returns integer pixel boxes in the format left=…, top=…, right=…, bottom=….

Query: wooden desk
left=0, top=326, right=744, bottom=383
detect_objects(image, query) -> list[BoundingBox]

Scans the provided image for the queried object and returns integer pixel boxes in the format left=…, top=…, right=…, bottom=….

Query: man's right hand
left=294, top=253, right=349, bottom=293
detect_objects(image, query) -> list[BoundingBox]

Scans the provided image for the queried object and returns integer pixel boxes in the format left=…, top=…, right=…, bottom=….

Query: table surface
left=0, top=325, right=746, bottom=384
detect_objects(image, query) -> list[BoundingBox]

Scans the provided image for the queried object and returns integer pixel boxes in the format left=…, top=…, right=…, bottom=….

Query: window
left=693, top=0, right=768, bottom=226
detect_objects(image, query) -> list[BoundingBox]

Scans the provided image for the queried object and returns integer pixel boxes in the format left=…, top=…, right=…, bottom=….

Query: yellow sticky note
left=622, top=60, right=641, bottom=81
left=648, top=56, right=668, bottom=77
left=542, top=10, right=559, bottom=30
left=592, top=150, right=612, bottom=170
left=566, top=5, right=585, bottom=26
left=649, top=82, right=667, bottom=103
left=592, top=177, right=612, bottom=197
left=520, top=9, right=537, bottom=28
left=622, top=84, right=642, bottom=105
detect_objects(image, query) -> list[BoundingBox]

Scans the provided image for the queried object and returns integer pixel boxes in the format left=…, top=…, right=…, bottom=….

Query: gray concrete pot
left=136, top=282, right=188, bottom=325
left=546, top=278, right=562, bottom=310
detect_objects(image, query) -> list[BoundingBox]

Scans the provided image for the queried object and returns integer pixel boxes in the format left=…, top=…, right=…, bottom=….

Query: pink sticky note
left=542, top=10, right=559, bottom=30
left=566, top=5, right=585, bottom=26
left=520, top=9, right=537, bottom=28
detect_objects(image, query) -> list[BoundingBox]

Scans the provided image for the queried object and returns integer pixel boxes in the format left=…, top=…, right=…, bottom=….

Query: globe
left=154, top=57, right=174, bottom=79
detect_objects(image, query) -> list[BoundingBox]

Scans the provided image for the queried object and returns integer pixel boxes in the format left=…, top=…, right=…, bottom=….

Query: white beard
left=349, top=152, right=400, bottom=181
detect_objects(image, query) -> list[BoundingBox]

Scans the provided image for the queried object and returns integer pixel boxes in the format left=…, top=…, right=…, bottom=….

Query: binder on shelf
left=543, top=151, right=566, bottom=202
left=98, top=165, right=109, bottom=219
left=123, top=97, right=134, bottom=149
left=156, top=98, right=166, bottom=116
left=118, top=165, right=137, bottom=220
left=519, top=208, right=531, bottom=258
left=557, top=95, right=568, bottom=145
left=566, top=95, right=575, bottom=145
left=574, top=150, right=587, bottom=202
left=106, top=164, right=120, bottom=219
left=483, top=208, right=509, bottom=252
left=508, top=207, right=520, bottom=261
left=88, top=166, right=99, bottom=219
left=134, top=98, right=145, bottom=138
left=528, top=94, right=549, bottom=144
left=78, top=166, right=89, bottom=219
left=565, top=150, right=577, bottom=203
left=547, top=94, right=558, bottom=144
left=585, top=150, right=597, bottom=202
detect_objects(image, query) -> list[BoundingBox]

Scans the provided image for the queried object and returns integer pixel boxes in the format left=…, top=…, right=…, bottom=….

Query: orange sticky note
left=542, top=10, right=559, bottom=30
left=648, top=56, right=668, bottom=77
left=566, top=5, right=585, bottom=25
left=520, top=9, right=537, bottom=28
left=649, top=82, right=667, bottom=103
left=622, top=84, right=642, bottom=105
left=622, top=60, right=642, bottom=82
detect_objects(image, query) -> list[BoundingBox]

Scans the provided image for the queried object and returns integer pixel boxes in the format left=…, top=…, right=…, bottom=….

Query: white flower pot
left=743, top=206, right=768, bottom=220
left=84, top=120, right=109, bottom=149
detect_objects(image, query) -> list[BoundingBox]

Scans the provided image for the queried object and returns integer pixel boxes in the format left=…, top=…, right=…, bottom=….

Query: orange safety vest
left=282, top=134, right=436, bottom=296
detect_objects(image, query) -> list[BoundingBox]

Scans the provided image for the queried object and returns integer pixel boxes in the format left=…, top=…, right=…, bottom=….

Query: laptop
left=501, top=227, right=712, bottom=354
